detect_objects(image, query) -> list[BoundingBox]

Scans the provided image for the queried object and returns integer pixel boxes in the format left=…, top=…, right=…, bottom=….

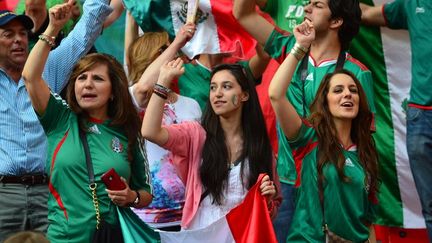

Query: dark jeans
left=0, top=183, right=48, bottom=241
left=272, top=183, right=296, bottom=243
left=406, top=107, right=432, bottom=241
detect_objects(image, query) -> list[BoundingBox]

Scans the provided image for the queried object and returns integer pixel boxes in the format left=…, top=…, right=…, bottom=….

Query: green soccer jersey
left=39, top=94, right=152, bottom=243
left=384, top=0, right=432, bottom=106
left=286, top=123, right=376, bottom=242
left=178, top=60, right=257, bottom=111
left=262, top=0, right=308, bottom=32
left=265, top=29, right=376, bottom=185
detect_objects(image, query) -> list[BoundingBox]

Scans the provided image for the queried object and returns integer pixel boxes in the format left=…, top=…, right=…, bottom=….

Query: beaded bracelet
left=38, top=34, right=56, bottom=48
left=153, top=89, right=168, bottom=99
left=154, top=83, right=172, bottom=94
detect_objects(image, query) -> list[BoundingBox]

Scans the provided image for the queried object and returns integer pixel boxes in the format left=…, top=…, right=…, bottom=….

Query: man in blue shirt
left=0, top=0, right=112, bottom=240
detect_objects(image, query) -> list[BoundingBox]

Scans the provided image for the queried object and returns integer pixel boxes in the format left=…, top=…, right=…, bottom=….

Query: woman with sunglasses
left=127, top=23, right=202, bottom=231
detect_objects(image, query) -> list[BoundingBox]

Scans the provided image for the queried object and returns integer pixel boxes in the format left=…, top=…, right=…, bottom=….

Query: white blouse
left=188, top=160, right=250, bottom=230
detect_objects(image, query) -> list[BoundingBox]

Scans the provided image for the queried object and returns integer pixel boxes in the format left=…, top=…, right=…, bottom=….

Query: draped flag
left=118, top=174, right=276, bottom=243
left=122, top=0, right=257, bottom=59
left=352, top=0, right=424, bottom=230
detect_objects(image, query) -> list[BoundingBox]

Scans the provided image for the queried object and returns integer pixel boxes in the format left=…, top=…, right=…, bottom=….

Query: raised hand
left=172, top=23, right=197, bottom=47
left=47, top=0, right=73, bottom=34
left=65, top=0, right=81, bottom=21
left=158, top=58, right=185, bottom=87
left=293, top=19, right=315, bottom=49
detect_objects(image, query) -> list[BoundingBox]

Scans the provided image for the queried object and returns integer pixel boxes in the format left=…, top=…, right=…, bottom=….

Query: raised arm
left=232, top=0, right=274, bottom=45
left=103, top=0, right=125, bottom=28
left=42, top=0, right=112, bottom=93
left=268, top=20, right=314, bottom=140
left=248, top=44, right=271, bottom=80
left=22, top=3, right=72, bottom=115
left=124, top=11, right=139, bottom=70
left=141, top=58, right=185, bottom=145
left=360, top=3, right=386, bottom=26
left=131, top=23, right=195, bottom=108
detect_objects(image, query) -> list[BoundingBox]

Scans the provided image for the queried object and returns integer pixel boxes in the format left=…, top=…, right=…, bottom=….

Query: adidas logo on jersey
left=345, top=158, right=354, bottom=167
left=88, top=125, right=101, bottom=134
left=306, top=73, right=313, bottom=81
left=416, top=7, right=425, bottom=14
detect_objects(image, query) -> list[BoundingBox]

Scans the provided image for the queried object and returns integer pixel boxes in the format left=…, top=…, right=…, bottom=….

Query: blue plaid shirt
left=0, top=0, right=112, bottom=175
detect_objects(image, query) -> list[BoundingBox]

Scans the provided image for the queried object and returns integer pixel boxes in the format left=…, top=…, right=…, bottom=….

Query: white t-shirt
left=188, top=160, right=250, bottom=230
left=132, top=94, right=202, bottom=228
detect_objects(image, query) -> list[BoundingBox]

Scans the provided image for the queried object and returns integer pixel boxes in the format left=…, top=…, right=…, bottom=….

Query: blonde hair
left=127, top=32, right=170, bottom=84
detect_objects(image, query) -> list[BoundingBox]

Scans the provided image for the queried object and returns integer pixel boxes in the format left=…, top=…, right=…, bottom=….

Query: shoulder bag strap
left=335, top=51, right=346, bottom=71
left=299, top=51, right=309, bottom=118
left=79, top=128, right=102, bottom=229
left=79, top=128, right=95, bottom=184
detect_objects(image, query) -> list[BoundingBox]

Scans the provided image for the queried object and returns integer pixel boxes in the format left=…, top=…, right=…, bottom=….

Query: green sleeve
left=237, top=60, right=262, bottom=85
left=288, top=122, right=316, bottom=149
left=129, top=141, right=152, bottom=194
left=264, top=29, right=295, bottom=63
left=365, top=200, right=378, bottom=224
left=383, top=0, right=408, bottom=30
left=358, top=70, right=376, bottom=114
left=38, top=93, right=72, bottom=135
left=276, top=124, right=297, bottom=183
left=262, top=0, right=276, bottom=16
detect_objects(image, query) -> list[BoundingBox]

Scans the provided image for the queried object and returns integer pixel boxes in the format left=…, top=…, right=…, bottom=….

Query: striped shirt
left=0, top=0, right=112, bottom=175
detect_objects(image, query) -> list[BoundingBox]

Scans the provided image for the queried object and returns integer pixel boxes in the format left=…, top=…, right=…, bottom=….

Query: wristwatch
left=130, top=190, right=140, bottom=207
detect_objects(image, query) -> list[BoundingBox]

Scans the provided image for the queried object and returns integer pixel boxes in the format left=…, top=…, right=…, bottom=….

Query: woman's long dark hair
left=66, top=53, right=142, bottom=162
left=309, top=69, right=379, bottom=195
left=200, top=64, right=274, bottom=205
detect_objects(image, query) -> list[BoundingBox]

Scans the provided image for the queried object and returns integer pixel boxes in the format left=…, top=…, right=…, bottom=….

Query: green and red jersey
left=286, top=123, right=377, bottom=242
left=265, top=29, right=376, bottom=185
left=39, top=94, right=152, bottom=243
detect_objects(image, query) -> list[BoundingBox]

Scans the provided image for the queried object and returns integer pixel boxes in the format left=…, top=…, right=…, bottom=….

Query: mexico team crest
left=111, top=137, right=123, bottom=153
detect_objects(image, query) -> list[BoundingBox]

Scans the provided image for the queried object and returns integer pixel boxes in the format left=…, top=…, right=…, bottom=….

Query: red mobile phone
left=101, top=168, right=126, bottom=190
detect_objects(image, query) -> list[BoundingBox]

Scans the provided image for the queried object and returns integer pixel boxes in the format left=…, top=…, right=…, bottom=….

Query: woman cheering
left=269, top=20, right=379, bottom=242
left=22, top=4, right=152, bottom=242
left=142, top=58, right=281, bottom=230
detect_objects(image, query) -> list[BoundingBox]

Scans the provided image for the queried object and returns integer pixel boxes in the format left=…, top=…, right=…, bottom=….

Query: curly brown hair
left=309, top=69, right=379, bottom=196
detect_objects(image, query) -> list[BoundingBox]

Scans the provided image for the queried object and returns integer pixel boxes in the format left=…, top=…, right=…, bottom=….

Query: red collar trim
left=88, top=117, right=105, bottom=124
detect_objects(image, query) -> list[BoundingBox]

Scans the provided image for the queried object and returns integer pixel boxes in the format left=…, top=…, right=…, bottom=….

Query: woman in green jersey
left=269, top=19, right=379, bottom=242
left=21, top=4, right=153, bottom=242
